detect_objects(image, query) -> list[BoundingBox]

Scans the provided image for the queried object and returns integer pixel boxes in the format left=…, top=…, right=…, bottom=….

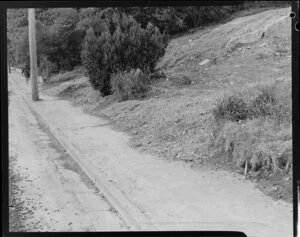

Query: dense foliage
left=119, top=1, right=289, bottom=35
left=81, top=12, right=168, bottom=95
left=8, top=8, right=83, bottom=75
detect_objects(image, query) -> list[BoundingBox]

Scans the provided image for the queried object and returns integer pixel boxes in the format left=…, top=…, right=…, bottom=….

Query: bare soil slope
left=42, top=7, right=292, bottom=202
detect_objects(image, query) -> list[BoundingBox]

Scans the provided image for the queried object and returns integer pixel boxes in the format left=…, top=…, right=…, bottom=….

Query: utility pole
left=8, top=59, right=11, bottom=74
left=28, top=8, right=39, bottom=101
left=7, top=38, right=11, bottom=73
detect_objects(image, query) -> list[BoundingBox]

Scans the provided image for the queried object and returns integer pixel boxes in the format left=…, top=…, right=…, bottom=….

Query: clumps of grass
left=110, top=69, right=150, bottom=102
left=213, top=82, right=291, bottom=125
left=213, top=95, right=248, bottom=122
left=211, top=81, right=292, bottom=176
left=248, top=86, right=276, bottom=117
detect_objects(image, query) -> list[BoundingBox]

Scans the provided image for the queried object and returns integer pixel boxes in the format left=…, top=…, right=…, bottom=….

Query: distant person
left=22, top=64, right=30, bottom=83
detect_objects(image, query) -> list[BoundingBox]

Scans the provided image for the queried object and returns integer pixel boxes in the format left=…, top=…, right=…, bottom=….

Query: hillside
left=41, top=7, right=292, bottom=202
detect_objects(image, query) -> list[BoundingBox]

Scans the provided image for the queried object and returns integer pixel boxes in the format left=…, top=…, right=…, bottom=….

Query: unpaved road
left=8, top=73, right=128, bottom=231
left=8, top=70, right=293, bottom=236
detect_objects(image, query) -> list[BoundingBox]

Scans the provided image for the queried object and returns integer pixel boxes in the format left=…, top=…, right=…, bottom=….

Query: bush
left=81, top=11, right=168, bottom=96
left=213, top=95, right=249, bottom=122
left=81, top=27, right=112, bottom=95
left=110, top=69, right=150, bottom=101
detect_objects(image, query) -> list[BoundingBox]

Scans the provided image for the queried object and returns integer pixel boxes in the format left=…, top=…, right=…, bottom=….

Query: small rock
left=68, top=222, right=72, bottom=226
left=199, top=59, right=210, bottom=66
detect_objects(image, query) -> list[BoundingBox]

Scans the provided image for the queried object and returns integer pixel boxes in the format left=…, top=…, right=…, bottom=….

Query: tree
left=81, top=11, right=168, bottom=95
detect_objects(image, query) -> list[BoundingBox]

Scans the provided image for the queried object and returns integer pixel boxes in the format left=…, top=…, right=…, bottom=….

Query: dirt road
left=8, top=72, right=128, bottom=231
left=9, top=70, right=293, bottom=236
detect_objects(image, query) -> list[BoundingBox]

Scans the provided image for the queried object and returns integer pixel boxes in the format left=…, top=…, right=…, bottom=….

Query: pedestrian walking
left=22, top=64, right=30, bottom=83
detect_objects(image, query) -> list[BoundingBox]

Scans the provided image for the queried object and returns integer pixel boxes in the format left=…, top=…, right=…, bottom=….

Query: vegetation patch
left=211, top=81, right=292, bottom=177
left=81, top=12, right=168, bottom=96
left=213, top=95, right=249, bottom=122
left=110, top=69, right=150, bottom=101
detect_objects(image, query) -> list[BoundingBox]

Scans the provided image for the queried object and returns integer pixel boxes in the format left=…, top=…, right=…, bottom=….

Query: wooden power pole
left=8, top=59, right=11, bottom=74
left=28, top=8, right=39, bottom=101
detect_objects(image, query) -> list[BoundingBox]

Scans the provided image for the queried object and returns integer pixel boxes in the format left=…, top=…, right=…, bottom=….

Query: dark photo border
left=1, top=1, right=298, bottom=237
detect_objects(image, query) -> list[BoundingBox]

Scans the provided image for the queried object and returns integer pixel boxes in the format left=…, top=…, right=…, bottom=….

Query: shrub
left=213, top=95, right=249, bottom=122
left=81, top=11, right=168, bottom=96
left=110, top=69, right=150, bottom=101
left=81, top=27, right=112, bottom=95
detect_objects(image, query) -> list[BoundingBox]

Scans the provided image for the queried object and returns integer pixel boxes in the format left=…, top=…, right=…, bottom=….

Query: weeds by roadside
left=211, top=81, right=292, bottom=176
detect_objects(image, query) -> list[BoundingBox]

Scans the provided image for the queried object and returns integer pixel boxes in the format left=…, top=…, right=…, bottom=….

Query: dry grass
left=110, top=69, right=150, bottom=102
left=211, top=81, right=292, bottom=176
left=213, top=81, right=291, bottom=124
left=213, top=95, right=249, bottom=122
